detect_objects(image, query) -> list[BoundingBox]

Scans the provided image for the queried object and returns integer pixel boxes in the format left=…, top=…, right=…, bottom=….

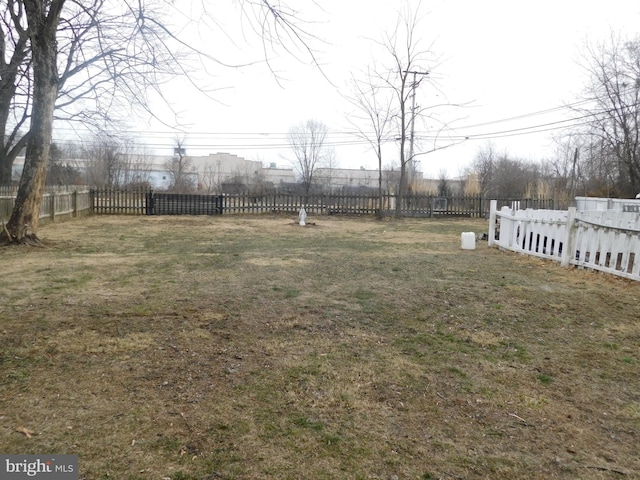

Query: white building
left=11, top=152, right=296, bottom=192
left=12, top=151, right=452, bottom=193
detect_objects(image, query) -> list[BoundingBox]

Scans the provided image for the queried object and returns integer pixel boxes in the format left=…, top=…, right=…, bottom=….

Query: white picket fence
left=488, top=199, right=640, bottom=281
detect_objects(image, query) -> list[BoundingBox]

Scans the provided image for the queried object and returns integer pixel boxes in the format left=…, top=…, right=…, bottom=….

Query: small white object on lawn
left=461, top=232, right=476, bottom=250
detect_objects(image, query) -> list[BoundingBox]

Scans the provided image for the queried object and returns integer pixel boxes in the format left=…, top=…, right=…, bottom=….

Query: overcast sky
left=92, top=0, right=640, bottom=178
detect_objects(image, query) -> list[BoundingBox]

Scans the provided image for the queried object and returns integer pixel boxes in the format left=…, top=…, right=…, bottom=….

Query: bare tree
left=1, top=0, right=320, bottom=244
left=80, top=135, right=150, bottom=188
left=467, top=142, right=498, bottom=197
left=165, top=137, right=195, bottom=193
left=0, top=0, right=174, bottom=186
left=544, top=132, right=588, bottom=202
left=577, top=33, right=640, bottom=197
left=346, top=67, right=394, bottom=217
left=82, top=137, right=121, bottom=188
left=46, top=142, right=81, bottom=185
left=2, top=0, right=63, bottom=245
left=468, top=143, right=547, bottom=199
left=287, top=119, right=332, bottom=196
left=0, top=0, right=31, bottom=185
left=375, top=2, right=438, bottom=218
left=2, top=0, right=182, bottom=243
left=437, top=169, right=451, bottom=197
left=200, top=163, right=220, bottom=194
left=118, top=141, right=153, bottom=188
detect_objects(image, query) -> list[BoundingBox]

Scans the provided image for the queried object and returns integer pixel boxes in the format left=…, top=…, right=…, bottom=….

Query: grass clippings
left=0, top=214, right=638, bottom=479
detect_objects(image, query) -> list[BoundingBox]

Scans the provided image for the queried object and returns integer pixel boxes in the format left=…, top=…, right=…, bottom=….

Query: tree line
left=462, top=33, right=640, bottom=202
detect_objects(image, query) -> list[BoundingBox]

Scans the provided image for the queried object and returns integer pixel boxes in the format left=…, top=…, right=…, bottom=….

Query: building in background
left=11, top=151, right=459, bottom=194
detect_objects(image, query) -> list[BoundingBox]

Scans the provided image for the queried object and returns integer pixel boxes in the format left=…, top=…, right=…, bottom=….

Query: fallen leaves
left=15, top=426, right=35, bottom=438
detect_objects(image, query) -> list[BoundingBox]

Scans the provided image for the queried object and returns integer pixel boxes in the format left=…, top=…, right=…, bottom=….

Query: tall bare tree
left=375, top=2, right=437, bottom=218
left=346, top=67, right=394, bottom=217
left=0, top=0, right=167, bottom=186
left=578, top=33, right=640, bottom=197
left=1, top=0, right=320, bottom=244
left=287, top=119, right=332, bottom=196
left=0, top=1, right=31, bottom=185
left=2, top=0, right=62, bottom=245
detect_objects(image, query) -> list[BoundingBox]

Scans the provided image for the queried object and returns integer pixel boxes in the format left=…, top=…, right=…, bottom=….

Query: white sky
left=99, top=0, right=640, bottom=179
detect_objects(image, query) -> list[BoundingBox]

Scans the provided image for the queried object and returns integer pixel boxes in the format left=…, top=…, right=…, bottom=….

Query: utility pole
left=404, top=70, right=429, bottom=191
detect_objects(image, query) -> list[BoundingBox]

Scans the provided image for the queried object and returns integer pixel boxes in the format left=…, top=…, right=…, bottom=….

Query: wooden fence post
left=50, top=193, right=55, bottom=222
left=145, top=190, right=154, bottom=215
left=561, top=207, right=577, bottom=267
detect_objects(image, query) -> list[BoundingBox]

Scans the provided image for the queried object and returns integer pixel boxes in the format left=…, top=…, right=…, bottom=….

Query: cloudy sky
left=120, top=0, right=640, bottom=178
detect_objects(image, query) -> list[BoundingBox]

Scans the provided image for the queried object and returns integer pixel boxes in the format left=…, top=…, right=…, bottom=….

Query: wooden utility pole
left=404, top=70, right=429, bottom=191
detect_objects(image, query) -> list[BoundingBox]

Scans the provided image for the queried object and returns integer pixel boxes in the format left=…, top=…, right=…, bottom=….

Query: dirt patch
left=245, top=257, right=311, bottom=267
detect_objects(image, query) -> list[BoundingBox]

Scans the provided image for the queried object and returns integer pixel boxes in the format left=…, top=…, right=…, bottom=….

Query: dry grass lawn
left=0, top=214, right=639, bottom=480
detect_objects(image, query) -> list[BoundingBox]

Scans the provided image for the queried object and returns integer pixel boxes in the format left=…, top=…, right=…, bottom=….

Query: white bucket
left=461, top=232, right=476, bottom=250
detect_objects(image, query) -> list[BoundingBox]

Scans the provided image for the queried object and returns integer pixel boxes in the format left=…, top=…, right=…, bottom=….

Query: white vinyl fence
left=488, top=199, right=640, bottom=281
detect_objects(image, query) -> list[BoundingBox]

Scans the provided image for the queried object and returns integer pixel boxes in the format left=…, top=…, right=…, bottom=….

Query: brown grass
left=0, top=214, right=639, bottom=480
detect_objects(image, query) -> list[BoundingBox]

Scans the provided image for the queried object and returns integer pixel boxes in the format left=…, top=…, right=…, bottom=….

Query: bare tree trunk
left=0, top=156, right=13, bottom=185
left=395, top=166, right=407, bottom=218
left=0, top=4, right=30, bottom=186
left=1, top=0, right=62, bottom=244
left=395, top=98, right=408, bottom=219
left=377, top=142, right=384, bottom=219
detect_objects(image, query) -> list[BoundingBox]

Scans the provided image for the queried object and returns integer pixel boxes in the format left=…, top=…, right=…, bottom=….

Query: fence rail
left=488, top=199, right=640, bottom=281
left=0, top=185, right=92, bottom=197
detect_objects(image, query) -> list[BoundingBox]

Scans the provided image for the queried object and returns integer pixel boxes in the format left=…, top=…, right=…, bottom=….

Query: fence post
left=50, top=193, right=55, bottom=222
left=561, top=207, right=577, bottom=267
left=488, top=200, right=497, bottom=247
left=146, top=190, right=154, bottom=215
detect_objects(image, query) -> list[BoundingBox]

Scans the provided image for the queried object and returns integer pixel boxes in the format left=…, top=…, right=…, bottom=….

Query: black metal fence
left=149, top=192, right=223, bottom=215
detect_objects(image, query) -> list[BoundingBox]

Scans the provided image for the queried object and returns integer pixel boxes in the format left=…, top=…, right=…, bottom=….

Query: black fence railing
left=149, top=192, right=223, bottom=215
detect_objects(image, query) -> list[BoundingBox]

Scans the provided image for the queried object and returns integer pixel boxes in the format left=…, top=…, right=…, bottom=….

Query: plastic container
left=461, top=232, right=476, bottom=250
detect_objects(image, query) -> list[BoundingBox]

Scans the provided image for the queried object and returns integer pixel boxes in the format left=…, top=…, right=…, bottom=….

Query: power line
left=51, top=94, right=639, bottom=151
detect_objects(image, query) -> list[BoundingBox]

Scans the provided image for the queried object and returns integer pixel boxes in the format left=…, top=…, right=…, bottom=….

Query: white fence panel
left=573, top=211, right=640, bottom=279
left=495, top=206, right=568, bottom=262
left=489, top=200, right=640, bottom=281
